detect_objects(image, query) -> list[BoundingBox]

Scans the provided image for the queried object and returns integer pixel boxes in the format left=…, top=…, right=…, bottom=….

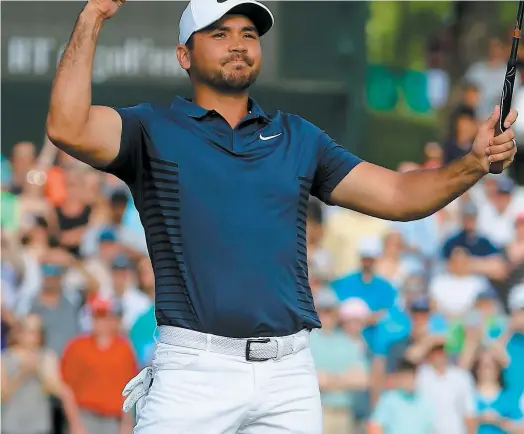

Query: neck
left=361, top=270, right=373, bottom=282
left=40, top=291, right=61, bottom=306
left=94, top=334, right=114, bottom=348
left=193, top=86, right=249, bottom=127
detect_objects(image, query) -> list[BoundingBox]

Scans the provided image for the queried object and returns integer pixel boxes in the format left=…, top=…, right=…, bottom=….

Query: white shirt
left=477, top=195, right=524, bottom=248
left=429, top=273, right=488, bottom=316
left=416, top=364, right=477, bottom=434
left=120, top=287, right=152, bottom=331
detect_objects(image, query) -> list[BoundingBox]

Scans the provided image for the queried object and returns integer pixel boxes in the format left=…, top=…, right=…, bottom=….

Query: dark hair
left=186, top=34, right=195, bottom=51
left=110, top=191, right=129, bottom=206
left=456, top=106, right=476, bottom=121
left=396, top=357, right=418, bottom=373
left=471, top=353, right=505, bottom=388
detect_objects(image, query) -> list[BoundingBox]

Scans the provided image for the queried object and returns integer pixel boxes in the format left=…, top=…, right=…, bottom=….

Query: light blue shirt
left=310, top=328, right=368, bottom=409
left=389, top=216, right=440, bottom=260
left=371, top=390, right=434, bottom=434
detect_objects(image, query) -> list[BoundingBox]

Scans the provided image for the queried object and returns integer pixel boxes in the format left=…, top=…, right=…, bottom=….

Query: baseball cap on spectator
left=496, top=176, right=515, bottom=195
left=411, top=296, right=430, bottom=312
left=339, top=298, right=370, bottom=320
left=460, top=201, right=478, bottom=216
left=179, top=0, right=274, bottom=45
left=99, top=228, right=117, bottom=243
left=111, top=254, right=132, bottom=270
left=358, top=236, right=382, bottom=259
left=89, top=296, right=123, bottom=317
left=314, top=289, right=339, bottom=310
left=41, top=263, right=65, bottom=277
left=508, top=284, right=524, bottom=312
left=476, top=286, right=498, bottom=302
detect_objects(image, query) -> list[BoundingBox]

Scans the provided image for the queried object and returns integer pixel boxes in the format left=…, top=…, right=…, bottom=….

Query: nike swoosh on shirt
left=259, top=133, right=283, bottom=141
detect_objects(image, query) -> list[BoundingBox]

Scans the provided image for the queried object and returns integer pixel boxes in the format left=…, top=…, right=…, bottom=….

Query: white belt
left=122, top=326, right=311, bottom=413
left=157, top=326, right=311, bottom=362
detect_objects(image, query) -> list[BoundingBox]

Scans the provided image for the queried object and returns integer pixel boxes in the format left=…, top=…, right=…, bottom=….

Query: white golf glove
left=122, top=366, right=154, bottom=413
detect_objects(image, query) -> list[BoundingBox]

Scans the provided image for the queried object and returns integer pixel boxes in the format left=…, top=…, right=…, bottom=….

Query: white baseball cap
left=179, top=0, right=274, bottom=45
left=357, top=236, right=382, bottom=259
left=509, top=283, right=524, bottom=312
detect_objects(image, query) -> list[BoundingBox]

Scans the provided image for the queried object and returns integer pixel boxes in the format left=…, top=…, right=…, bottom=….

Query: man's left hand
left=471, top=105, right=518, bottom=173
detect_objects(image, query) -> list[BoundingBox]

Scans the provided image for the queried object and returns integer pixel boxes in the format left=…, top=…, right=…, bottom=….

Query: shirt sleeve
left=462, top=373, right=478, bottom=417
left=310, top=131, right=362, bottom=204
left=97, top=105, right=149, bottom=186
left=370, top=393, right=392, bottom=426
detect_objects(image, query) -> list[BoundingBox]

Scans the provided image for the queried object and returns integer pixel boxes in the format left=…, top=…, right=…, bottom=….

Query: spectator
left=8, top=141, right=36, bottom=195
left=499, top=285, right=524, bottom=398
left=465, top=36, right=521, bottom=120
left=442, top=201, right=507, bottom=283
left=421, top=141, right=444, bottom=169
left=505, top=213, right=524, bottom=292
left=444, top=106, right=478, bottom=164
left=109, top=255, right=151, bottom=331
left=374, top=230, right=412, bottom=289
left=54, top=170, right=92, bottom=258
left=385, top=296, right=446, bottom=371
left=310, top=291, right=369, bottom=434
left=129, top=256, right=157, bottom=368
left=331, top=237, right=397, bottom=351
left=477, top=176, right=524, bottom=249
left=1, top=314, right=83, bottom=434
left=367, top=359, right=434, bottom=434
left=416, top=342, right=477, bottom=434
left=81, top=190, right=147, bottom=259
left=430, top=246, right=491, bottom=317
left=29, top=262, right=81, bottom=356
left=61, top=297, right=136, bottom=434
left=307, top=198, right=333, bottom=284
left=472, top=350, right=524, bottom=434
left=323, top=211, right=389, bottom=279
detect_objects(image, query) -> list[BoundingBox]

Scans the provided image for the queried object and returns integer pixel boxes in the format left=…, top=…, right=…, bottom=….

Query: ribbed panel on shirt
left=143, top=157, right=199, bottom=328
left=296, top=177, right=320, bottom=328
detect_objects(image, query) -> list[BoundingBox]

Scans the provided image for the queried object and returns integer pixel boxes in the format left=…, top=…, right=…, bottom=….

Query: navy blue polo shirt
left=101, top=96, right=361, bottom=338
left=442, top=230, right=500, bottom=259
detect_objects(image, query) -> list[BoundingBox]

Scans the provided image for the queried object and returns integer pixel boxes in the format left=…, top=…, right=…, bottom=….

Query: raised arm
left=46, top=0, right=124, bottom=168
left=330, top=106, right=517, bottom=222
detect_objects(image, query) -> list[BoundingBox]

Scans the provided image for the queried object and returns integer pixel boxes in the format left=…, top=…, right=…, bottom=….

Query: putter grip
left=489, top=122, right=505, bottom=174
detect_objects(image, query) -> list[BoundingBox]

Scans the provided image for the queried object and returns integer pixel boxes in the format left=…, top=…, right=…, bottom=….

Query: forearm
left=393, top=153, right=484, bottom=221
left=120, top=411, right=133, bottom=434
left=59, top=384, right=82, bottom=427
left=470, top=257, right=508, bottom=281
left=465, top=417, right=477, bottom=434
left=47, top=5, right=103, bottom=144
left=1, top=372, right=29, bottom=402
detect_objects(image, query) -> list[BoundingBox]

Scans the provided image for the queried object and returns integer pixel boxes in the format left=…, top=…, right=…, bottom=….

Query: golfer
left=46, top=0, right=518, bottom=433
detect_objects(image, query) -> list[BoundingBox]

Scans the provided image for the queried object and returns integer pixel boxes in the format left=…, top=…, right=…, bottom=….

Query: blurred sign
left=1, top=1, right=279, bottom=84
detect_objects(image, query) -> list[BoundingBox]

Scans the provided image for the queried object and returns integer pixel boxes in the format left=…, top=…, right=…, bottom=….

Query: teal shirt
left=371, top=390, right=434, bottom=434
left=310, top=328, right=368, bottom=409
left=129, top=306, right=157, bottom=368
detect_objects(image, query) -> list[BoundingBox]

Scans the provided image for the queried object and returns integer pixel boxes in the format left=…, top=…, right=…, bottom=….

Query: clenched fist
left=84, top=0, right=125, bottom=20
left=470, top=105, right=518, bottom=174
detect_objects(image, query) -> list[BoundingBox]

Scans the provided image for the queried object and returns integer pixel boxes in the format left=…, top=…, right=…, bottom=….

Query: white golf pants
left=128, top=329, right=322, bottom=434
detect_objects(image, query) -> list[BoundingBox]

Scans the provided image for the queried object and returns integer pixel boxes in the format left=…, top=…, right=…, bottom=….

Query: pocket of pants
left=153, top=343, right=202, bottom=370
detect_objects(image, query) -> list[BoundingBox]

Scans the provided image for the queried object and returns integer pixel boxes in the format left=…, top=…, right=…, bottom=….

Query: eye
left=213, top=32, right=226, bottom=39
left=244, top=33, right=258, bottom=39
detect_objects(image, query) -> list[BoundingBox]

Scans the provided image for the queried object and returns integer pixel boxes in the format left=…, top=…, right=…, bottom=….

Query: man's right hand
left=85, top=0, right=125, bottom=20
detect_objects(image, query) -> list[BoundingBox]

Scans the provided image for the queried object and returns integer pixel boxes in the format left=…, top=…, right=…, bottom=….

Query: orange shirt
left=61, top=335, right=138, bottom=417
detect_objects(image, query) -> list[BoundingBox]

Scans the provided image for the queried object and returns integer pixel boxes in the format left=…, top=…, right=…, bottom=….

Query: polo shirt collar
left=171, top=96, right=270, bottom=122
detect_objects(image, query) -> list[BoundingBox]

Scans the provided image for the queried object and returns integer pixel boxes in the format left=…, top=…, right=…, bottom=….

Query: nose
left=228, top=35, right=247, bottom=53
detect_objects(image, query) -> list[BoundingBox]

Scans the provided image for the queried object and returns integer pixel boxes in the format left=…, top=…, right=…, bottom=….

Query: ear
left=176, top=44, right=191, bottom=72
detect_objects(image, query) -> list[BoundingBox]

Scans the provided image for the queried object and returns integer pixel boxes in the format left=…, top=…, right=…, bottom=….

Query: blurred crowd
left=2, top=34, right=524, bottom=434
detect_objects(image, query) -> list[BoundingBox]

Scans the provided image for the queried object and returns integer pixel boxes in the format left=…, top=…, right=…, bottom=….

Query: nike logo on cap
left=259, top=133, right=283, bottom=141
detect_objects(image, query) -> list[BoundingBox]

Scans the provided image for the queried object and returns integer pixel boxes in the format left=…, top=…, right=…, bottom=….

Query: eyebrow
left=204, top=24, right=259, bottom=34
